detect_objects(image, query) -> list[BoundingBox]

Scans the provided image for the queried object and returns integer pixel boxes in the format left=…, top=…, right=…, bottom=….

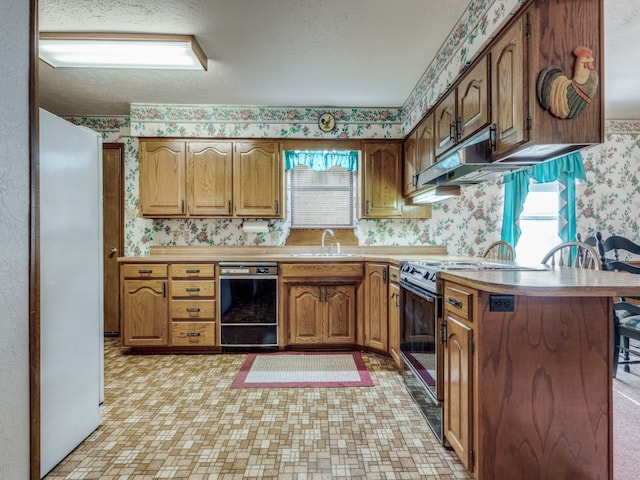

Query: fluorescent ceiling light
left=39, top=33, right=207, bottom=70
left=412, top=186, right=461, bottom=203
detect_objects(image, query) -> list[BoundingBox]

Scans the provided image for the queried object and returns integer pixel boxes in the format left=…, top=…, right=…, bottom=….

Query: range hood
left=415, top=129, right=534, bottom=187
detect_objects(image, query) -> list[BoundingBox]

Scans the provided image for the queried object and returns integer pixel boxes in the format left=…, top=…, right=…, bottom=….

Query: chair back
left=595, top=231, right=640, bottom=264
left=576, top=233, right=597, bottom=247
left=540, top=241, right=601, bottom=269
left=482, top=240, right=514, bottom=261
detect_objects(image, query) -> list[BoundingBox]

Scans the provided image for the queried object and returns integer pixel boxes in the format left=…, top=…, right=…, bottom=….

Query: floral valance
left=284, top=150, right=358, bottom=172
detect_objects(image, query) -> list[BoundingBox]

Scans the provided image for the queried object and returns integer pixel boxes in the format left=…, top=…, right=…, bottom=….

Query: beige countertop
left=118, top=245, right=640, bottom=296
left=118, top=245, right=454, bottom=265
left=440, top=267, right=640, bottom=297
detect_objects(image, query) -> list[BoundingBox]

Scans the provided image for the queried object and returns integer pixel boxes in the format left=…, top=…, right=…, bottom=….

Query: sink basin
left=287, top=252, right=359, bottom=258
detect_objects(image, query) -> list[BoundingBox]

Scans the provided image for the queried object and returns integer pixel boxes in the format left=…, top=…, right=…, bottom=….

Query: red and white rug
left=231, top=351, right=373, bottom=388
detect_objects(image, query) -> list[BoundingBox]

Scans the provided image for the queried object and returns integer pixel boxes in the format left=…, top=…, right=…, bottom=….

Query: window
left=515, top=181, right=560, bottom=264
left=289, top=165, right=356, bottom=228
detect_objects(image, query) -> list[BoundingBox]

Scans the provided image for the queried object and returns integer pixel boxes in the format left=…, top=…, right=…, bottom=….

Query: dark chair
left=595, top=231, right=640, bottom=376
left=540, top=241, right=601, bottom=269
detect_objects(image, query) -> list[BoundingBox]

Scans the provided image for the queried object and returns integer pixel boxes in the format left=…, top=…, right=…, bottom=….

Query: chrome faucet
left=321, top=229, right=335, bottom=254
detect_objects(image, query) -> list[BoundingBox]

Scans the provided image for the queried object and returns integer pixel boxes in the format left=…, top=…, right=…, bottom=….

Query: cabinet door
left=288, top=285, right=323, bottom=344
left=233, top=141, right=282, bottom=217
left=364, top=263, right=388, bottom=351
left=187, top=141, right=233, bottom=216
left=434, top=93, right=457, bottom=157
left=403, top=130, right=418, bottom=196
left=457, top=56, right=490, bottom=141
left=490, top=14, right=528, bottom=158
left=443, top=314, right=473, bottom=471
left=362, top=142, right=403, bottom=218
left=415, top=113, right=436, bottom=176
left=324, top=285, right=356, bottom=343
left=122, top=279, right=169, bottom=346
left=139, top=140, right=186, bottom=216
left=388, top=281, right=401, bottom=368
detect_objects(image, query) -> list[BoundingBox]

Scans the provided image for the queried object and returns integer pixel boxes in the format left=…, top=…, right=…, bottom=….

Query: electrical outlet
left=489, top=294, right=515, bottom=312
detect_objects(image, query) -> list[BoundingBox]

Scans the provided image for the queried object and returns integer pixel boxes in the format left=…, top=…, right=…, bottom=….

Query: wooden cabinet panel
left=362, top=142, right=403, bottom=218
left=170, top=264, right=215, bottom=278
left=233, top=141, right=282, bottom=217
left=443, top=314, right=473, bottom=471
left=288, top=285, right=324, bottom=344
left=121, top=264, right=168, bottom=279
left=187, top=141, right=233, bottom=216
left=443, top=285, right=472, bottom=322
left=325, top=285, right=356, bottom=343
left=403, top=130, right=417, bottom=196
left=171, top=321, right=215, bottom=346
left=458, top=56, right=490, bottom=140
left=364, top=263, right=388, bottom=351
left=434, top=93, right=457, bottom=157
left=387, top=280, right=401, bottom=368
left=490, top=14, right=528, bottom=158
left=170, top=299, right=216, bottom=319
left=139, top=140, right=186, bottom=216
left=122, top=278, right=168, bottom=346
left=404, top=114, right=436, bottom=198
left=170, top=281, right=216, bottom=298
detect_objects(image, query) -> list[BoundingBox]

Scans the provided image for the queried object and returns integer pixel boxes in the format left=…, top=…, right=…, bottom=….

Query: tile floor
left=44, top=339, right=472, bottom=479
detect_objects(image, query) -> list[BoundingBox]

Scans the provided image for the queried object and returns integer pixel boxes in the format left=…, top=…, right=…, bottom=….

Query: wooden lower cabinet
left=442, top=279, right=614, bottom=479
left=364, top=263, right=388, bottom=351
left=288, top=284, right=356, bottom=345
left=121, top=262, right=216, bottom=348
left=121, top=264, right=169, bottom=346
left=443, top=314, right=473, bottom=470
left=387, top=267, right=401, bottom=368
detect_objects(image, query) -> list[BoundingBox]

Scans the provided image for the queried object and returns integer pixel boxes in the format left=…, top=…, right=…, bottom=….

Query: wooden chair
left=540, top=241, right=601, bottom=269
left=595, top=231, right=640, bottom=376
left=482, top=240, right=514, bottom=261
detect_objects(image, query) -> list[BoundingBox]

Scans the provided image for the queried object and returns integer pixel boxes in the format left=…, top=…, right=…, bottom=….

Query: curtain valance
left=284, top=150, right=358, bottom=172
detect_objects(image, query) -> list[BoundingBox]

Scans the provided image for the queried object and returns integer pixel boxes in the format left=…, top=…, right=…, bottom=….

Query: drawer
left=171, top=299, right=216, bottom=319
left=280, top=262, right=363, bottom=280
left=388, top=265, right=400, bottom=283
left=171, top=280, right=215, bottom=298
left=170, top=264, right=215, bottom=279
left=121, top=264, right=167, bottom=279
left=443, top=285, right=473, bottom=321
left=171, top=321, right=215, bottom=346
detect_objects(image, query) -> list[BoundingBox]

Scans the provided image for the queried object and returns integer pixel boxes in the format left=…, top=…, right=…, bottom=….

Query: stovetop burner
left=400, top=259, right=544, bottom=293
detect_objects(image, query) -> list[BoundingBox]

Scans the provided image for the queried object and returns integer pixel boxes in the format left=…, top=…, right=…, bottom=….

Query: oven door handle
left=399, top=279, right=438, bottom=301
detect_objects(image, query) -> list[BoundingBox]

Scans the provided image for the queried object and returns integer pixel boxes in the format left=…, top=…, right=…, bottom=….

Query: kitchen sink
left=287, top=252, right=359, bottom=258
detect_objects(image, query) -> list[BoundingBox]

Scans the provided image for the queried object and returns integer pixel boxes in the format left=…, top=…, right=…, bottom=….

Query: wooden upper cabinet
left=434, top=93, right=457, bottom=157
left=139, top=139, right=283, bottom=218
left=187, top=141, right=233, bottom=216
left=404, top=113, right=436, bottom=198
left=490, top=14, right=528, bottom=158
left=233, top=141, right=282, bottom=218
left=139, top=140, right=186, bottom=216
left=458, top=56, right=490, bottom=141
left=362, top=142, right=403, bottom=218
left=403, top=131, right=417, bottom=196
left=434, top=56, right=490, bottom=159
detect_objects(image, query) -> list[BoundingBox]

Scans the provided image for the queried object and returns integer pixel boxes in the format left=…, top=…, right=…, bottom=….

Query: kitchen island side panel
left=476, top=293, right=612, bottom=480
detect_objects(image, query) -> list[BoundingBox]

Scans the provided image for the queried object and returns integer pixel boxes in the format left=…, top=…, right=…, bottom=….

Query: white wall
left=0, top=1, right=31, bottom=478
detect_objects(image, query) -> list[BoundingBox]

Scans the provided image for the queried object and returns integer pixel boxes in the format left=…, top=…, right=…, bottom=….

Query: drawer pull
left=447, top=297, right=463, bottom=309
left=186, top=308, right=201, bottom=313
left=186, top=287, right=201, bottom=292
left=138, top=269, right=153, bottom=274
left=186, top=269, right=200, bottom=274
left=185, top=332, right=201, bottom=337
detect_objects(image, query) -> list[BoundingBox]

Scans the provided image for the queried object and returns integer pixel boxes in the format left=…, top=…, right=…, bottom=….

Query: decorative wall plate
left=318, top=112, right=336, bottom=132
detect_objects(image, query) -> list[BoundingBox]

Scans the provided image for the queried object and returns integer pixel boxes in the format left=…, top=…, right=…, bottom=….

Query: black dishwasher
left=218, top=262, right=278, bottom=351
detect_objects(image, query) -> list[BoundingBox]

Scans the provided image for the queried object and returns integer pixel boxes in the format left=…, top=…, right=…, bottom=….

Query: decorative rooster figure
left=536, top=45, right=599, bottom=119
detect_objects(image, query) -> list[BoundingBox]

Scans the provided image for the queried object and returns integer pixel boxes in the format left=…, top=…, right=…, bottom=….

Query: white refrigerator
left=39, top=109, right=103, bottom=477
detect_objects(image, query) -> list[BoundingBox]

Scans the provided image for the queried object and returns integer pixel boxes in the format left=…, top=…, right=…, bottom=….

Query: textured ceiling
left=38, top=0, right=640, bottom=120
